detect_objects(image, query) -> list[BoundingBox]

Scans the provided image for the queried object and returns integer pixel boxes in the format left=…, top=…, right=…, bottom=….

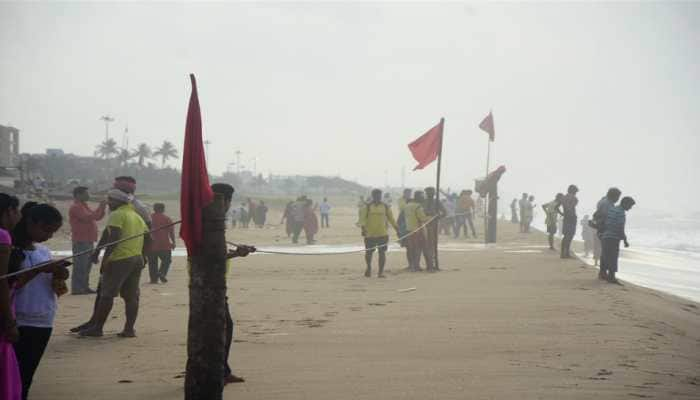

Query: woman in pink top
left=0, top=193, right=22, bottom=400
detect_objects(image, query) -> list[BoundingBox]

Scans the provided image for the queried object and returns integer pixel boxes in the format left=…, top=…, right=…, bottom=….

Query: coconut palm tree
left=131, top=143, right=152, bottom=168
left=116, top=148, right=133, bottom=167
left=95, top=138, right=119, bottom=159
left=153, top=140, right=179, bottom=168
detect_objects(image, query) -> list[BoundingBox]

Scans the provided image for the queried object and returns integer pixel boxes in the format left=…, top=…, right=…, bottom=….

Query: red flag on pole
left=479, top=111, right=495, bottom=141
left=180, top=74, right=214, bottom=256
left=408, top=119, right=444, bottom=170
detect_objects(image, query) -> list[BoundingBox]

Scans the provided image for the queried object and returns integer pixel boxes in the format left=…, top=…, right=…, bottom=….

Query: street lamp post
left=100, top=115, right=115, bottom=140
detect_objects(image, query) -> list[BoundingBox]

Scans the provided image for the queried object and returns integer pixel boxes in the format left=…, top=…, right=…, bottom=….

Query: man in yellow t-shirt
left=80, top=189, right=147, bottom=338
left=403, top=190, right=431, bottom=271
left=359, top=189, right=398, bottom=278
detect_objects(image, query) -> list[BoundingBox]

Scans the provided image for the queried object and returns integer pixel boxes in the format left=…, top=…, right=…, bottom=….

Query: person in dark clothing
left=210, top=183, right=257, bottom=385
left=254, top=201, right=268, bottom=228
left=510, top=199, right=519, bottom=224
left=592, top=187, right=622, bottom=278
left=560, top=185, right=579, bottom=259
left=600, top=196, right=635, bottom=284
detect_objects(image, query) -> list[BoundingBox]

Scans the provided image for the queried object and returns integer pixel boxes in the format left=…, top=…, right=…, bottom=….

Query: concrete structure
left=0, top=125, right=20, bottom=168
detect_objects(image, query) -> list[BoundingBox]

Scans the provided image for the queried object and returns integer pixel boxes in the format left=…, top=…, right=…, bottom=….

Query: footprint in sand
left=296, top=318, right=329, bottom=328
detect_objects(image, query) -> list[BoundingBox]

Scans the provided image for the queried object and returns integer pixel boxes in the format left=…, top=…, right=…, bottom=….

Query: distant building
left=0, top=125, right=20, bottom=168
left=46, top=148, right=65, bottom=157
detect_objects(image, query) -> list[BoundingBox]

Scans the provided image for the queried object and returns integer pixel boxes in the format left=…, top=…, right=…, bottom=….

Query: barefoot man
left=80, top=189, right=147, bottom=337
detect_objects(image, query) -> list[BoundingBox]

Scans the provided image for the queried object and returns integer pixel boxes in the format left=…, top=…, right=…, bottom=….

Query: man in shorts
left=542, top=193, right=564, bottom=250
left=80, top=189, right=147, bottom=338
left=359, top=189, right=398, bottom=278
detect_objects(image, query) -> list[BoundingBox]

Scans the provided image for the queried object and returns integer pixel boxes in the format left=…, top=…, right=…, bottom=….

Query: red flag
left=408, top=119, right=444, bottom=170
left=180, top=74, right=214, bottom=256
left=479, top=111, right=495, bottom=141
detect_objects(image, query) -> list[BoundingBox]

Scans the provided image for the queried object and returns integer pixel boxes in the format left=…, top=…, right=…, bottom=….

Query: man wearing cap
left=560, top=184, right=579, bottom=259
left=79, top=189, right=147, bottom=337
left=113, top=176, right=152, bottom=226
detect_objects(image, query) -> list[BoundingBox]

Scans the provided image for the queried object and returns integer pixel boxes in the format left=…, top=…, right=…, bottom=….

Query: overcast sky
left=1, top=2, right=698, bottom=213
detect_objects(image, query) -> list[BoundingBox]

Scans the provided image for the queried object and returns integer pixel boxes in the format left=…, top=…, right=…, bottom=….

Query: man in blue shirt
left=601, top=196, right=636, bottom=284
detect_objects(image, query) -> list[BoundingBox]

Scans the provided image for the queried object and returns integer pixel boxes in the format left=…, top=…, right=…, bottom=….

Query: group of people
left=541, top=185, right=635, bottom=283
left=512, top=194, right=536, bottom=233
left=230, top=198, right=268, bottom=229
left=0, top=176, right=152, bottom=399
left=359, top=187, right=450, bottom=277
left=439, top=190, right=478, bottom=239
left=0, top=177, right=257, bottom=399
left=281, top=196, right=320, bottom=244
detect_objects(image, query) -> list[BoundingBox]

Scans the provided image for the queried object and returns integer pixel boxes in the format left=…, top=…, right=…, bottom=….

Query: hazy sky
left=1, top=2, right=699, bottom=212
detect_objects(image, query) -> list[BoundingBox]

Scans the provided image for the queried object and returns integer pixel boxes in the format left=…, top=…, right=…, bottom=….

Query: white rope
left=228, top=215, right=440, bottom=256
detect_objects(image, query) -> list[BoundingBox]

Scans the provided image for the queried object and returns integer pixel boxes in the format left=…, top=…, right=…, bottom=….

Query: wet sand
left=31, top=203, right=700, bottom=399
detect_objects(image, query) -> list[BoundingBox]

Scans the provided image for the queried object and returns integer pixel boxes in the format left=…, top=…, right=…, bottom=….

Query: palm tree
left=95, top=138, right=119, bottom=159
left=116, top=148, right=133, bottom=167
left=153, top=140, right=179, bottom=168
left=131, top=143, right=152, bottom=167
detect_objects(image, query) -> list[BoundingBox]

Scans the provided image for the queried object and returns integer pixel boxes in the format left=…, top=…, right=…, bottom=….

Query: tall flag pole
left=181, top=74, right=224, bottom=400
left=434, top=118, right=445, bottom=270
left=407, top=118, right=445, bottom=270
left=479, top=111, right=495, bottom=243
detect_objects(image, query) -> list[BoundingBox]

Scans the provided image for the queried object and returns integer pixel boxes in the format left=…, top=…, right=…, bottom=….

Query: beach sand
left=30, top=203, right=700, bottom=399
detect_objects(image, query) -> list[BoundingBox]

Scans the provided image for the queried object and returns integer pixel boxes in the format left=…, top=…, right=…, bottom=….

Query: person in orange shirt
left=68, top=186, right=106, bottom=295
left=146, top=203, right=176, bottom=284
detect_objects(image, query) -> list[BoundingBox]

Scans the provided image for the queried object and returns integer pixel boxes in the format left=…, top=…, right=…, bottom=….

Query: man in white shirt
left=319, top=198, right=332, bottom=228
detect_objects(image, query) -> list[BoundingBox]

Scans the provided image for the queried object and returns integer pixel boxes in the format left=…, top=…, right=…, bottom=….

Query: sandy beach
left=22, top=202, right=699, bottom=400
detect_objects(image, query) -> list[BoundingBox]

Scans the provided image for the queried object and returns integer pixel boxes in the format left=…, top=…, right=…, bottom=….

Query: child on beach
left=12, top=202, right=70, bottom=399
left=581, top=215, right=595, bottom=257
left=0, top=194, right=22, bottom=400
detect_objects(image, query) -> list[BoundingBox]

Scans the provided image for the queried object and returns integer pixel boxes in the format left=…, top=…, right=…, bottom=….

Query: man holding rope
left=359, top=189, right=398, bottom=278
left=79, top=189, right=148, bottom=338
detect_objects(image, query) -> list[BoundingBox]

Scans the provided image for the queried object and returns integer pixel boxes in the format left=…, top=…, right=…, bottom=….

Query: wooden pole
left=484, top=139, right=490, bottom=243
left=185, top=193, right=227, bottom=400
left=434, top=118, right=444, bottom=270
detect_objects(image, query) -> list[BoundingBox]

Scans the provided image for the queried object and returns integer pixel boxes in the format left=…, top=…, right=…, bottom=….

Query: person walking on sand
left=68, top=186, right=106, bottom=295
left=560, top=185, right=579, bottom=259
left=254, top=201, right=268, bottom=228
left=404, top=191, right=431, bottom=272
left=542, top=193, right=564, bottom=250
left=518, top=193, right=528, bottom=233
left=522, top=195, right=536, bottom=233
left=510, top=199, right=519, bottom=224
left=581, top=215, right=595, bottom=258
left=79, top=189, right=147, bottom=338
left=302, top=199, right=318, bottom=245
left=600, top=196, right=636, bottom=284
left=359, top=189, right=399, bottom=278
left=319, top=198, right=331, bottom=228
left=289, top=197, right=306, bottom=244
left=280, top=201, right=293, bottom=237
left=146, top=203, right=175, bottom=284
